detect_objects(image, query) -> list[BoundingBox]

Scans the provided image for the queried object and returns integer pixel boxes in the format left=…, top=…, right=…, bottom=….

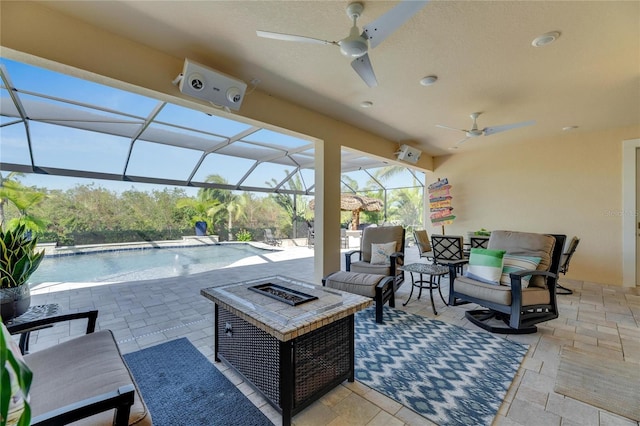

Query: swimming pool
left=29, top=244, right=274, bottom=286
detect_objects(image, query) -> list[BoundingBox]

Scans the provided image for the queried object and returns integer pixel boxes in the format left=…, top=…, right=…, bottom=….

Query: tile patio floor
left=24, top=246, right=640, bottom=426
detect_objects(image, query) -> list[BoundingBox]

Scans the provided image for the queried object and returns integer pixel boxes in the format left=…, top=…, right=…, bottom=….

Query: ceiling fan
left=256, top=1, right=429, bottom=87
left=436, top=112, right=535, bottom=145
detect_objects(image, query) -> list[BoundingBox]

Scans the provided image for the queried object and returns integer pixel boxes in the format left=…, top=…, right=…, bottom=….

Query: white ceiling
left=35, top=0, right=639, bottom=157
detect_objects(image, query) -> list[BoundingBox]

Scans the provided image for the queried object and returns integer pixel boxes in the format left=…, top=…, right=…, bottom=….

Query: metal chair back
left=431, top=235, right=465, bottom=263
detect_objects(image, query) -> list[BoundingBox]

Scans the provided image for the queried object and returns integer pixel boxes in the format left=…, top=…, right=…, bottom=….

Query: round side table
left=401, top=263, right=449, bottom=314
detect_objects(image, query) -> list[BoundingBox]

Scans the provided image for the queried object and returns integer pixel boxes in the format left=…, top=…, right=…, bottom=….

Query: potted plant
left=0, top=224, right=45, bottom=321
left=1, top=320, right=32, bottom=426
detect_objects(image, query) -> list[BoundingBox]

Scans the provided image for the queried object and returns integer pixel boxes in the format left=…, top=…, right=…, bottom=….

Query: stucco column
left=313, top=139, right=341, bottom=283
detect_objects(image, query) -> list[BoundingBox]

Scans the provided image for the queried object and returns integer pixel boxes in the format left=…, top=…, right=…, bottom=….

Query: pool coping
left=37, top=236, right=283, bottom=258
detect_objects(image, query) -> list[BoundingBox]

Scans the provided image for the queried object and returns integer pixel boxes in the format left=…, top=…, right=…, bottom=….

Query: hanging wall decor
left=428, top=178, right=456, bottom=229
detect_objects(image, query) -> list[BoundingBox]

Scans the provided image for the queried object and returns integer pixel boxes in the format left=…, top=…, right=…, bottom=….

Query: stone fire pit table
left=201, top=276, right=372, bottom=426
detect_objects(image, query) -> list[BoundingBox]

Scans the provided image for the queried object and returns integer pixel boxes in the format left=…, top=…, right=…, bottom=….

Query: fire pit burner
left=249, top=283, right=318, bottom=306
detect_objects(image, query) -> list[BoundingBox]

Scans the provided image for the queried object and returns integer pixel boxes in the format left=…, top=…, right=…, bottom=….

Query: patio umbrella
left=309, top=194, right=383, bottom=230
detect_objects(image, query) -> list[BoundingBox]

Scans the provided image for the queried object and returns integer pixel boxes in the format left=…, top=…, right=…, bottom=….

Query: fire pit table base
left=215, top=306, right=354, bottom=425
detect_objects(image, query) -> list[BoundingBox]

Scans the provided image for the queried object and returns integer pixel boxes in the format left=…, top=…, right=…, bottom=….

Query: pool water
left=29, top=244, right=273, bottom=285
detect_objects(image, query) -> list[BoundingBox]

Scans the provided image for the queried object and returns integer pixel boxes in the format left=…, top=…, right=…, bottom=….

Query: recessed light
left=420, top=75, right=438, bottom=86
left=562, top=126, right=578, bottom=131
left=532, top=31, right=561, bottom=47
left=360, top=101, right=373, bottom=108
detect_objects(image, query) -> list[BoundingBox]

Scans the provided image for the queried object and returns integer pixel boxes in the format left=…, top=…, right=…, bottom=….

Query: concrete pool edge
left=36, top=235, right=306, bottom=257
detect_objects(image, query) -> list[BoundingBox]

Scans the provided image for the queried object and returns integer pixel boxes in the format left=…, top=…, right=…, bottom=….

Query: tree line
left=0, top=169, right=424, bottom=246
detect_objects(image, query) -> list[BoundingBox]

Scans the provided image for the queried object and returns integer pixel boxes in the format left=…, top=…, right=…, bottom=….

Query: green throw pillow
left=465, top=248, right=506, bottom=285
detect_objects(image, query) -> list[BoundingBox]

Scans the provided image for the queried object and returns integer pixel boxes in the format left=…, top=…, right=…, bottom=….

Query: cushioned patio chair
left=413, top=229, right=434, bottom=262
left=6, top=310, right=152, bottom=426
left=448, top=230, right=565, bottom=334
left=345, top=225, right=405, bottom=286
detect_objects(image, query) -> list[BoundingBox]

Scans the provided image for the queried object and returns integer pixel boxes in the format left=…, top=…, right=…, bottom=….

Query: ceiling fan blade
left=457, top=137, right=471, bottom=145
left=256, top=30, right=339, bottom=46
left=436, top=124, right=466, bottom=133
left=362, top=0, right=429, bottom=49
left=351, top=53, right=378, bottom=87
left=484, top=120, right=535, bottom=136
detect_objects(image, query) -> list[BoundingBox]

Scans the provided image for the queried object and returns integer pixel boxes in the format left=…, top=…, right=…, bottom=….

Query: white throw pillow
left=370, top=242, right=396, bottom=265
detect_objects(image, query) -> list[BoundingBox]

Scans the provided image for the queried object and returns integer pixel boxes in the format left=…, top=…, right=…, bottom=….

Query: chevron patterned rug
left=355, top=307, right=528, bottom=426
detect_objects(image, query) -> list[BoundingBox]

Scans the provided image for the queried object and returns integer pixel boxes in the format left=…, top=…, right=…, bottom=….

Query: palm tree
left=266, top=172, right=308, bottom=238
left=0, top=171, right=24, bottom=228
left=199, top=174, right=246, bottom=240
left=0, top=174, right=48, bottom=232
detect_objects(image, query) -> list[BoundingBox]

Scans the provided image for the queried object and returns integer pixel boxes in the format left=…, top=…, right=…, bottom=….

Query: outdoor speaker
left=396, top=144, right=422, bottom=164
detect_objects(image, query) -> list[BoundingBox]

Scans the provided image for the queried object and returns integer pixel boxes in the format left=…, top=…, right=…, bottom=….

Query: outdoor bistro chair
left=556, top=236, right=580, bottom=294
left=413, top=229, right=434, bottom=262
left=448, top=230, right=566, bottom=334
left=431, top=234, right=467, bottom=274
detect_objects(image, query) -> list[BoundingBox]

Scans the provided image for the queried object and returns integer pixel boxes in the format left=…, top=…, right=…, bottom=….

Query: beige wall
left=429, top=126, right=639, bottom=286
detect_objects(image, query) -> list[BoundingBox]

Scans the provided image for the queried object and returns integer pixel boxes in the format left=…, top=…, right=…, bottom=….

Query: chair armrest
left=31, top=384, right=135, bottom=426
left=344, top=250, right=362, bottom=271
left=508, top=270, right=558, bottom=308
left=389, top=252, right=404, bottom=277
left=7, top=310, right=98, bottom=354
left=6, top=310, right=98, bottom=335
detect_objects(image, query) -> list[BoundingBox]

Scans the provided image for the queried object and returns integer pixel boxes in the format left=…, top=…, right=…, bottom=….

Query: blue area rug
left=355, top=307, right=528, bottom=426
left=124, top=338, right=272, bottom=426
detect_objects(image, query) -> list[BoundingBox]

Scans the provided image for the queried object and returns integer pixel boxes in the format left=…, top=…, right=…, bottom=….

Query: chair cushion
left=465, top=248, right=505, bottom=285
left=454, top=275, right=551, bottom=306
left=25, top=329, right=151, bottom=426
left=349, top=261, right=391, bottom=276
left=324, top=271, right=387, bottom=298
left=370, top=241, right=396, bottom=265
left=500, top=254, right=542, bottom=288
left=488, top=230, right=555, bottom=288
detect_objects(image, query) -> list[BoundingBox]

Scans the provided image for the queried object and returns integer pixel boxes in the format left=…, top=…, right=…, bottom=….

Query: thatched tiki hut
left=309, top=194, right=383, bottom=230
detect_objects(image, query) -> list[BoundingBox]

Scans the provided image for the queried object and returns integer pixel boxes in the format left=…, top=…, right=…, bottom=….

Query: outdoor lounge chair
left=264, top=228, right=281, bottom=246
left=448, top=230, right=565, bottom=334
left=5, top=310, right=152, bottom=426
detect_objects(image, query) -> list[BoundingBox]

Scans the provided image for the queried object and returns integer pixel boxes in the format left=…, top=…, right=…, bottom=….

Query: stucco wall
left=429, top=126, right=639, bottom=286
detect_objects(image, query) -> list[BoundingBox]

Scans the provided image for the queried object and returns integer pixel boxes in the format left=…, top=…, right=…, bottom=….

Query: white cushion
left=370, top=242, right=396, bottom=265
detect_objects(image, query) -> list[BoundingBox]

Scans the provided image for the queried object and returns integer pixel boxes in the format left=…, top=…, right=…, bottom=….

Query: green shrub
left=235, top=229, right=252, bottom=242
